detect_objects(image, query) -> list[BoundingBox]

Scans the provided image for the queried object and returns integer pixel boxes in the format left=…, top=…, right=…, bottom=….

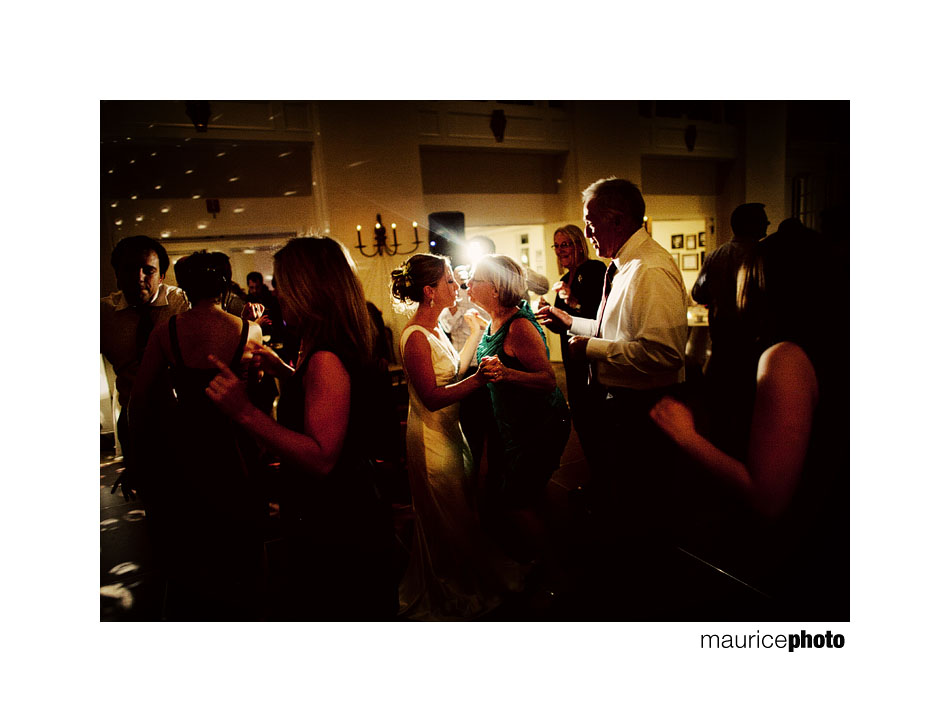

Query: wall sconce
left=355, top=213, right=421, bottom=257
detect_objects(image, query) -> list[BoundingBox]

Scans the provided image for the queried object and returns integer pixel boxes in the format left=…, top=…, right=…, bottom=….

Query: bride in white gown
left=391, top=254, right=523, bottom=620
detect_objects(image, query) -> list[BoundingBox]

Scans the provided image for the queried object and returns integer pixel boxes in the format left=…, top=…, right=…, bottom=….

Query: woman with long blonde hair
left=206, top=236, right=395, bottom=620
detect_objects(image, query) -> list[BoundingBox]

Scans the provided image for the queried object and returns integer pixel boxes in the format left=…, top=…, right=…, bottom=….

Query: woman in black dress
left=206, top=237, right=395, bottom=620
left=131, top=251, right=267, bottom=620
left=541, top=224, right=606, bottom=452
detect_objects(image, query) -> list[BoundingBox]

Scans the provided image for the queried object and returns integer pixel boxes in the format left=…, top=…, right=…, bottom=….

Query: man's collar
left=114, top=284, right=166, bottom=311
left=613, top=226, right=651, bottom=267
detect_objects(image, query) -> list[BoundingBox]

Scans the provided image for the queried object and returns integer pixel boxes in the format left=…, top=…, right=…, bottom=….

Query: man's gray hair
left=582, top=177, right=646, bottom=226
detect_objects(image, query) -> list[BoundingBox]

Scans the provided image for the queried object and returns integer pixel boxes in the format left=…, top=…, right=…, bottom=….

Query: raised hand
left=247, top=338, right=293, bottom=379
left=241, top=302, right=265, bottom=322
left=463, top=309, right=488, bottom=335
left=206, top=354, right=252, bottom=420
left=535, top=303, right=572, bottom=333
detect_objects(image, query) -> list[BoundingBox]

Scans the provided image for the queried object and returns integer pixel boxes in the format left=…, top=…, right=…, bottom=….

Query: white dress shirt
left=570, top=227, right=689, bottom=390
left=100, top=283, right=190, bottom=406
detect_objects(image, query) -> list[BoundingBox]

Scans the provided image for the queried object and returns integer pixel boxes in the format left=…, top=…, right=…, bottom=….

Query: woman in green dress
left=468, top=254, right=570, bottom=564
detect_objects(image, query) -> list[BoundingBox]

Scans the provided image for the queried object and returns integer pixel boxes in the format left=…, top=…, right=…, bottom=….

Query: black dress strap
left=168, top=314, right=185, bottom=367
left=229, top=320, right=250, bottom=369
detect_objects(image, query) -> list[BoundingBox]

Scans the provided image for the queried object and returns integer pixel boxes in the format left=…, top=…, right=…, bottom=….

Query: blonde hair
left=273, top=236, right=374, bottom=367
left=553, top=224, right=589, bottom=272
left=472, top=254, right=526, bottom=308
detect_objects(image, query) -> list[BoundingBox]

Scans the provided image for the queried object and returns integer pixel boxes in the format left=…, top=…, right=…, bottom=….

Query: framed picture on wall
left=698, top=231, right=706, bottom=247
left=686, top=234, right=697, bottom=249
left=671, top=234, right=684, bottom=249
left=670, top=252, right=679, bottom=267
left=682, top=253, right=699, bottom=271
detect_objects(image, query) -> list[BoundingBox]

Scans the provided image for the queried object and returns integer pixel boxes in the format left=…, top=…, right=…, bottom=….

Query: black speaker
left=427, top=211, right=465, bottom=265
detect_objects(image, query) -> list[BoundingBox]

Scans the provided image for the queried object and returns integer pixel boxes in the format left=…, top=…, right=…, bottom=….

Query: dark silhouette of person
left=691, top=203, right=770, bottom=458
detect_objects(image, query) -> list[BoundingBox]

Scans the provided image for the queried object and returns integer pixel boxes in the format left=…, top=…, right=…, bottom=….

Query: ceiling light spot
left=150, top=152, right=157, bottom=157
left=130, top=195, right=138, bottom=200
left=278, top=151, right=292, bottom=158
left=242, top=249, right=256, bottom=254
left=135, top=215, right=144, bottom=222
left=283, top=190, right=297, bottom=196
left=233, top=207, right=245, bottom=214
left=154, top=185, right=162, bottom=190
left=114, top=219, right=123, bottom=226
left=110, top=202, right=118, bottom=208
left=160, top=232, right=170, bottom=238
left=160, top=207, right=170, bottom=213
left=228, top=177, right=239, bottom=182
left=197, top=223, right=207, bottom=230
left=185, top=169, right=193, bottom=174
left=216, top=152, right=226, bottom=157
left=192, top=194, right=201, bottom=199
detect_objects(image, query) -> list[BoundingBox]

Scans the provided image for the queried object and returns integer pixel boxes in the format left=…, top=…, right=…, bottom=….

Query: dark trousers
left=585, top=385, right=689, bottom=544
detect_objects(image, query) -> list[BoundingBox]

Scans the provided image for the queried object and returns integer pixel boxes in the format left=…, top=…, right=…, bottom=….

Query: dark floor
left=100, top=363, right=773, bottom=621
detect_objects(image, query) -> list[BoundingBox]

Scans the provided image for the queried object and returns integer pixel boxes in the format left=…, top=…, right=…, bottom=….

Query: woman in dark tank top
left=131, top=251, right=267, bottom=620
left=205, top=237, right=396, bottom=620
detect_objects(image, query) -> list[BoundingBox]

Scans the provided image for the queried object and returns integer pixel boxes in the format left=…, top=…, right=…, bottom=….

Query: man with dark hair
left=693, top=203, right=769, bottom=336
left=537, top=177, right=689, bottom=537
left=245, top=270, right=282, bottom=341
left=101, top=236, right=189, bottom=484
left=691, top=202, right=770, bottom=458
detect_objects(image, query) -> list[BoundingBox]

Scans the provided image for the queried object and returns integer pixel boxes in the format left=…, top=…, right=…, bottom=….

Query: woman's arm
left=481, top=318, right=556, bottom=393
left=403, top=329, right=489, bottom=412
left=206, top=350, right=351, bottom=477
left=650, top=342, right=818, bottom=517
left=246, top=338, right=295, bottom=381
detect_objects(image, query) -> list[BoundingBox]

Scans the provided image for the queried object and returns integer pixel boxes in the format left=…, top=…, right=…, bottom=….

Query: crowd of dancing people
left=101, top=176, right=848, bottom=621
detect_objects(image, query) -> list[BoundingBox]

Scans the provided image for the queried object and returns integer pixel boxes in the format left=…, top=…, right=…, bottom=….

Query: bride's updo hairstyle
left=390, top=253, right=450, bottom=314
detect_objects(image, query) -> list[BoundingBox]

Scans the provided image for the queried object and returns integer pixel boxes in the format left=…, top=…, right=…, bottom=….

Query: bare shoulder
left=509, top=316, right=544, bottom=344
left=306, top=349, right=347, bottom=377
left=403, top=327, right=431, bottom=353
left=757, top=342, right=818, bottom=400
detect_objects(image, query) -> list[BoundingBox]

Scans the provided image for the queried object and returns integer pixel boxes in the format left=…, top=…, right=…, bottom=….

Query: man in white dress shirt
left=538, top=177, right=689, bottom=536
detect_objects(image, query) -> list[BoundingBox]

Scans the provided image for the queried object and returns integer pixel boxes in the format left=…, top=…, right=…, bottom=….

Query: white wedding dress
left=398, top=324, right=523, bottom=620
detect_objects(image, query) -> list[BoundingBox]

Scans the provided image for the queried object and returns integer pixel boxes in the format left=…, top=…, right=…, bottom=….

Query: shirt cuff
left=586, top=337, right=611, bottom=360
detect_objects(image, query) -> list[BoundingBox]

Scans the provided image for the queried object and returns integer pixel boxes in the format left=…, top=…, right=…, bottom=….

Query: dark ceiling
left=101, top=138, right=313, bottom=200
